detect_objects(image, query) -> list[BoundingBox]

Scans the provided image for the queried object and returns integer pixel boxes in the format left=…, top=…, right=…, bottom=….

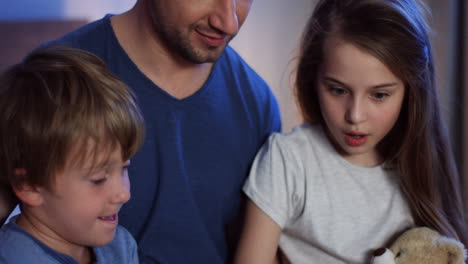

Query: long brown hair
left=295, top=0, right=466, bottom=244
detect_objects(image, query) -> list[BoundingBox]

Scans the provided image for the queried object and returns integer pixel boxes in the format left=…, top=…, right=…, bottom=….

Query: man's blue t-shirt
left=0, top=215, right=138, bottom=263
left=47, top=15, right=281, bottom=263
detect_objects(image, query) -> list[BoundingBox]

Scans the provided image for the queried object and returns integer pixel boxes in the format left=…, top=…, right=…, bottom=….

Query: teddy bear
left=371, top=227, right=466, bottom=264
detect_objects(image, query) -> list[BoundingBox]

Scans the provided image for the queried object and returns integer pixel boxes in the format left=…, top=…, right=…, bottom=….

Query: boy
left=0, top=46, right=144, bottom=263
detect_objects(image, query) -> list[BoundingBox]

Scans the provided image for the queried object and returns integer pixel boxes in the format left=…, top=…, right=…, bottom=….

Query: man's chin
left=184, top=45, right=227, bottom=64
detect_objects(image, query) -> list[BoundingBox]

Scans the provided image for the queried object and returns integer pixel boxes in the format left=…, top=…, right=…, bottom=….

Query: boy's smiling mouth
left=98, top=214, right=117, bottom=221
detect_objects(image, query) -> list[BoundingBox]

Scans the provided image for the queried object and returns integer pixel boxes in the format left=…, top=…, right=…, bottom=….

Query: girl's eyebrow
left=322, top=76, right=399, bottom=89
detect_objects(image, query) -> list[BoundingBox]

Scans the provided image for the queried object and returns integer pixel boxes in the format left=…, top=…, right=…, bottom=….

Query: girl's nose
left=345, top=98, right=367, bottom=124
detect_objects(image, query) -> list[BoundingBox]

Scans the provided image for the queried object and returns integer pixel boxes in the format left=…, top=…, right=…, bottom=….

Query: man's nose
left=209, top=0, right=239, bottom=36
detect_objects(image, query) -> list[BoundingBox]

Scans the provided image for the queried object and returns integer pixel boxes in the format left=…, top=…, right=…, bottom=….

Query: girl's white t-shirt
left=243, top=124, right=414, bottom=264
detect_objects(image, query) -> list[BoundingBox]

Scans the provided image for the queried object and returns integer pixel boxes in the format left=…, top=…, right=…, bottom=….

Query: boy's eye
left=91, top=178, right=107, bottom=185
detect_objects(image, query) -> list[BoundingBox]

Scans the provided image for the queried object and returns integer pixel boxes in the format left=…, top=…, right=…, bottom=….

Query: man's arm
left=0, top=185, right=18, bottom=226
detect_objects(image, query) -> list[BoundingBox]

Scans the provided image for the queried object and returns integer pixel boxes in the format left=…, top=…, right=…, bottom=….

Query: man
left=1, top=0, right=281, bottom=263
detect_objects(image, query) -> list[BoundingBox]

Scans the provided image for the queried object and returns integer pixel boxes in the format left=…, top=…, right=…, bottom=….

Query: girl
left=234, top=0, right=466, bottom=263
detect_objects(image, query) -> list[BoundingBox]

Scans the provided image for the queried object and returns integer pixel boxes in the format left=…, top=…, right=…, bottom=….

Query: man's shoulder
left=46, top=15, right=112, bottom=50
left=215, top=46, right=281, bottom=132
left=220, top=46, right=259, bottom=75
left=218, top=46, right=271, bottom=94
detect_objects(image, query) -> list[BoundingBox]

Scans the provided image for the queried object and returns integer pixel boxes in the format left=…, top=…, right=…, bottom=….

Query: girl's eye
left=372, top=92, right=389, bottom=101
left=329, top=87, right=347, bottom=95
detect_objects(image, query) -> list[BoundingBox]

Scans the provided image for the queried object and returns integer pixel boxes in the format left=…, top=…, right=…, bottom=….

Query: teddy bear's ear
left=437, top=237, right=467, bottom=264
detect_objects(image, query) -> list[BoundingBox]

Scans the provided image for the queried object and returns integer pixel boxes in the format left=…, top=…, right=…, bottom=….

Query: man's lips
left=196, top=29, right=228, bottom=47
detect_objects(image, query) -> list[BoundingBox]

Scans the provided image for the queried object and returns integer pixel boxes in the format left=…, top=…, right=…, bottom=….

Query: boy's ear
left=11, top=169, right=44, bottom=207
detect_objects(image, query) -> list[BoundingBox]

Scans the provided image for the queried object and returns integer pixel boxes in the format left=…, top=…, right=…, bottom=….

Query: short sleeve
left=243, top=133, right=305, bottom=229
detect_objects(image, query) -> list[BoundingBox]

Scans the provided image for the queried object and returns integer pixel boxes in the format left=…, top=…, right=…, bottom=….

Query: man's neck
left=111, top=6, right=214, bottom=99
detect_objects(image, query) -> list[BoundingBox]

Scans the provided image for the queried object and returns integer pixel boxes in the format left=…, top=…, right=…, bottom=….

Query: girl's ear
left=11, top=169, right=44, bottom=207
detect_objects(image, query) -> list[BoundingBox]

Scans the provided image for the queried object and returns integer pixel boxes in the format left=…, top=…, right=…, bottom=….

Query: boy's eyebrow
left=322, top=76, right=399, bottom=89
left=83, top=159, right=130, bottom=172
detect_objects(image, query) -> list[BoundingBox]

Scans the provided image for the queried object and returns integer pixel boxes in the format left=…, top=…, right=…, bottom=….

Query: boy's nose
left=111, top=176, right=131, bottom=204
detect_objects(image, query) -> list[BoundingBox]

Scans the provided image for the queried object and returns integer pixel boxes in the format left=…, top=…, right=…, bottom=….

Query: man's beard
left=156, top=23, right=231, bottom=64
